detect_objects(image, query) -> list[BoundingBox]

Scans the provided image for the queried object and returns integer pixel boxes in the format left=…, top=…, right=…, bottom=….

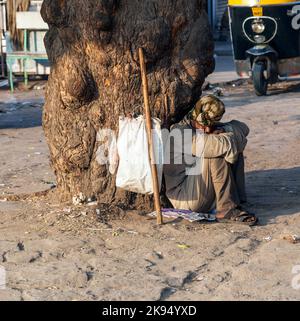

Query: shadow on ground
left=246, top=167, right=300, bottom=225
left=215, top=80, right=300, bottom=110
left=0, top=106, right=42, bottom=129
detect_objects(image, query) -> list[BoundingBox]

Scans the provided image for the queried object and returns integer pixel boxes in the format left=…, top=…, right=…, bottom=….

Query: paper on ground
left=149, top=208, right=216, bottom=223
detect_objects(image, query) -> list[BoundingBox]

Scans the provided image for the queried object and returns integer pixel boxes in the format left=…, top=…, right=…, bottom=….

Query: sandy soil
left=0, top=79, right=300, bottom=301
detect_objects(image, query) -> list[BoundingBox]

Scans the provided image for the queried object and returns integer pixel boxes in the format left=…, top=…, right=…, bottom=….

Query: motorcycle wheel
left=252, top=61, right=268, bottom=96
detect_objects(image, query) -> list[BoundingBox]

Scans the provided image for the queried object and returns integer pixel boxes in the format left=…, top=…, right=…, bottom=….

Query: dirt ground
left=0, top=77, right=300, bottom=301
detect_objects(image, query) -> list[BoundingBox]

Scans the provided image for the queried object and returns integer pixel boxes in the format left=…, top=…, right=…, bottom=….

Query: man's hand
left=191, top=120, right=225, bottom=135
left=212, top=128, right=225, bottom=135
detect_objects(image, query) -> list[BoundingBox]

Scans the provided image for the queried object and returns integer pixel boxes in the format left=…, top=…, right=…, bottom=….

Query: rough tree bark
left=41, top=0, right=214, bottom=208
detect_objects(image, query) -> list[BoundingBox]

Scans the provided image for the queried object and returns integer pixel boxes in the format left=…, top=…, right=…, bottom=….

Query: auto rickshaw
left=229, top=0, right=300, bottom=95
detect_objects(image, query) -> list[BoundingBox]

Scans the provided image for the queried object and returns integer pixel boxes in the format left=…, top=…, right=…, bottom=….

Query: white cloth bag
left=116, top=116, right=163, bottom=195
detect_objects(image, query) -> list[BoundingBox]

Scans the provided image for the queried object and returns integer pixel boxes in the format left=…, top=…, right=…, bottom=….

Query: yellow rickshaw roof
left=229, top=0, right=299, bottom=5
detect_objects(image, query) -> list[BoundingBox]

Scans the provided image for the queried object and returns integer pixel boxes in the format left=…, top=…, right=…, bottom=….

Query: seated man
left=163, top=95, right=258, bottom=226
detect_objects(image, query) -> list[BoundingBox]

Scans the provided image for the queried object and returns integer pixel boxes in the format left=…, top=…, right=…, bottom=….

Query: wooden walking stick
left=138, top=48, right=163, bottom=225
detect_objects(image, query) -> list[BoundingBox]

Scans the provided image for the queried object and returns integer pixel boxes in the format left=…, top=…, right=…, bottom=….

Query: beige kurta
left=163, top=119, right=249, bottom=212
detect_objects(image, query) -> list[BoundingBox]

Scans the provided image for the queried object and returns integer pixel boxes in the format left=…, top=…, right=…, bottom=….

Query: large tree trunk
left=41, top=0, right=214, bottom=208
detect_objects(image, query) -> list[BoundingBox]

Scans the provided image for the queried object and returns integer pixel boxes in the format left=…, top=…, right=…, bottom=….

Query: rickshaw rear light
left=254, top=35, right=266, bottom=43
left=252, top=20, right=265, bottom=34
left=243, top=16, right=277, bottom=44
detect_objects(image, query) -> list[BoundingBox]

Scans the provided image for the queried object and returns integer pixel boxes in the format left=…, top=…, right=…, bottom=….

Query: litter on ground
left=148, top=208, right=216, bottom=223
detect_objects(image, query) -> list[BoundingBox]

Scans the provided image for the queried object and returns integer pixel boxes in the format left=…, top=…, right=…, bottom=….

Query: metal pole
left=0, top=29, right=4, bottom=77
left=0, top=2, right=4, bottom=77
left=212, top=0, right=217, bottom=32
